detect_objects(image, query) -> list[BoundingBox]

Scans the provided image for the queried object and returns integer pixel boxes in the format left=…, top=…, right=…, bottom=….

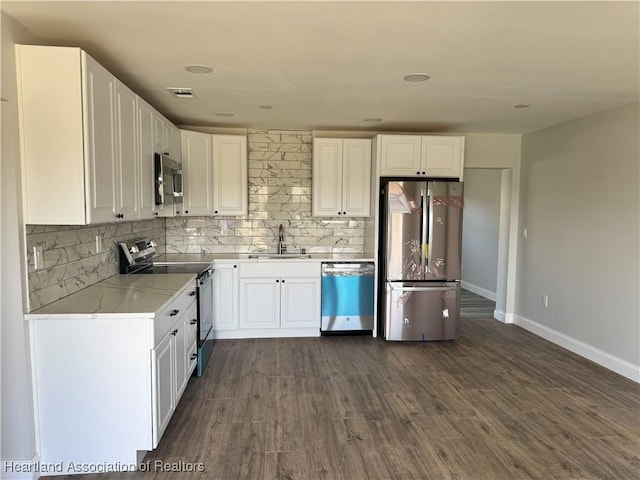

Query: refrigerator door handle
left=420, top=188, right=428, bottom=277
left=389, top=285, right=454, bottom=293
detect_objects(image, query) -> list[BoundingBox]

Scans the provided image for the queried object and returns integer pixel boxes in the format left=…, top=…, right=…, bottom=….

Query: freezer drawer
left=385, top=282, right=459, bottom=341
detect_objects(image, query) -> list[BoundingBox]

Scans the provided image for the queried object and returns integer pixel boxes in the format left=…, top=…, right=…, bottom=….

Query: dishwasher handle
left=322, top=263, right=375, bottom=276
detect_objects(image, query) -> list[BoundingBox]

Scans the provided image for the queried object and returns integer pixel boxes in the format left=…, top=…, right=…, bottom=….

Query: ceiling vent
left=166, top=87, right=195, bottom=98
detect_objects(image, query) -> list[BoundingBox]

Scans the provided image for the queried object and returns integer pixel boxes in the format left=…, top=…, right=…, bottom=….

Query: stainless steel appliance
left=119, top=238, right=213, bottom=376
left=321, top=262, right=375, bottom=333
left=378, top=180, right=464, bottom=341
left=154, top=153, right=183, bottom=211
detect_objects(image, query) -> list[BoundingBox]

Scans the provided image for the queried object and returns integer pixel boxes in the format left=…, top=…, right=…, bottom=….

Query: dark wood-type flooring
left=56, top=310, right=639, bottom=480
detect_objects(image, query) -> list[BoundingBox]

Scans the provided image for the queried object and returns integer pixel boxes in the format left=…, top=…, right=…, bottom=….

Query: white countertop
left=157, top=253, right=375, bottom=263
left=26, top=274, right=196, bottom=319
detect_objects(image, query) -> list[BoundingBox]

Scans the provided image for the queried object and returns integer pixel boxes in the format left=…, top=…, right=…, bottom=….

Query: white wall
left=517, top=102, right=639, bottom=380
left=1, top=11, right=41, bottom=474
left=461, top=169, right=502, bottom=299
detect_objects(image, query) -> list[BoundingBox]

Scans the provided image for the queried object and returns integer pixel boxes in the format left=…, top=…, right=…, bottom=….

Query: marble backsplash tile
left=165, top=129, right=368, bottom=255
left=25, top=128, right=369, bottom=310
left=26, top=218, right=166, bottom=311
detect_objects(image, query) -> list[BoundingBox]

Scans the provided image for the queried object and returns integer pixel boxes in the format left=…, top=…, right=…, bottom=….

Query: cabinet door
left=312, top=138, right=342, bottom=217
left=213, top=263, right=239, bottom=331
left=181, top=130, right=213, bottom=216
left=152, top=333, right=174, bottom=447
left=154, top=113, right=169, bottom=155
left=421, top=136, right=464, bottom=179
left=83, top=53, right=118, bottom=224
left=239, top=278, right=280, bottom=329
left=341, top=139, right=371, bottom=217
left=114, top=80, right=138, bottom=221
left=137, top=98, right=156, bottom=219
left=212, top=135, right=248, bottom=216
left=378, top=135, right=422, bottom=176
left=169, top=126, right=182, bottom=163
left=280, top=277, right=321, bottom=328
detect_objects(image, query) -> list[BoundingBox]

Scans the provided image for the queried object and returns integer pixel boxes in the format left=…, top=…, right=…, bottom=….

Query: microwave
left=154, top=153, right=183, bottom=210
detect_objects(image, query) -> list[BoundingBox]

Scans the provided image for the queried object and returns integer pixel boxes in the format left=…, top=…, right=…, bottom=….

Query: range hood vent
left=166, top=87, right=194, bottom=98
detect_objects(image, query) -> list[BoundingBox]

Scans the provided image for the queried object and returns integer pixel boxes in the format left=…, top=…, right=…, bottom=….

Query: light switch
left=33, top=245, right=44, bottom=269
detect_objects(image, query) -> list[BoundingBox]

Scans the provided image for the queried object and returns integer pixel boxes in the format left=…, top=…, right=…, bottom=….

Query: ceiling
left=3, top=1, right=639, bottom=134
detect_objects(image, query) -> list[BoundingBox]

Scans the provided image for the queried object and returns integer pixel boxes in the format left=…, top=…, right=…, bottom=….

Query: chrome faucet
left=278, top=224, right=287, bottom=254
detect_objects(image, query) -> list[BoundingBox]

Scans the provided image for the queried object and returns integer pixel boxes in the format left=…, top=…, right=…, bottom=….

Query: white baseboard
left=514, top=315, right=640, bottom=383
left=493, top=309, right=506, bottom=323
left=460, top=281, right=496, bottom=301
left=2, top=455, right=41, bottom=480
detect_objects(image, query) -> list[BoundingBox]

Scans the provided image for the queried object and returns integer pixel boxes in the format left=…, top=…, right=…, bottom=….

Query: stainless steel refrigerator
left=379, top=180, right=464, bottom=341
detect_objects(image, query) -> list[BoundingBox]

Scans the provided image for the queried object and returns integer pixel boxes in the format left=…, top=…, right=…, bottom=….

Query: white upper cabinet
left=114, top=80, right=139, bottom=220
left=180, top=132, right=248, bottom=217
left=312, top=138, right=371, bottom=217
left=137, top=98, right=157, bottom=219
left=212, top=135, right=248, bottom=216
left=17, top=45, right=181, bottom=224
left=181, top=130, right=213, bottom=216
left=377, top=134, right=465, bottom=179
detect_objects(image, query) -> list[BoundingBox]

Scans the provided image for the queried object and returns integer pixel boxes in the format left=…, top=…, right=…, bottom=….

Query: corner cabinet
left=312, top=138, right=372, bottom=217
left=377, top=134, right=465, bottom=179
left=27, top=277, right=198, bottom=472
left=180, top=131, right=248, bottom=217
left=16, top=44, right=180, bottom=224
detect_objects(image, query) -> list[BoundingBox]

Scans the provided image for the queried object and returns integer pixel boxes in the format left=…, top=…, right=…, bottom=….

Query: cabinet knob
left=337, top=212, right=342, bottom=215
left=189, top=291, right=196, bottom=296
left=176, top=211, right=180, bottom=215
left=416, top=171, right=420, bottom=175
left=233, top=265, right=237, bottom=268
left=170, top=309, right=180, bottom=316
left=275, top=279, right=279, bottom=283
left=421, top=171, right=426, bottom=175
left=154, top=212, right=158, bottom=216
left=190, top=319, right=197, bottom=325
left=343, top=211, right=347, bottom=215
left=172, top=329, right=178, bottom=336
left=281, top=279, right=285, bottom=283
left=116, top=213, right=124, bottom=219
left=190, top=353, right=198, bottom=361
left=185, top=210, right=189, bottom=214
left=214, top=210, right=219, bottom=214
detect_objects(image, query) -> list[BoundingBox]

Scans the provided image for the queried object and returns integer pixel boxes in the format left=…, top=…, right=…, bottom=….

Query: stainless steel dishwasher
left=321, top=262, right=375, bottom=333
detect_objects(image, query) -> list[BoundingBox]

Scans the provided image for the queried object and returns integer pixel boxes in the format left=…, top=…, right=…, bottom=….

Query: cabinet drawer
left=186, top=302, right=198, bottom=345
left=155, top=281, right=197, bottom=344
left=240, top=261, right=320, bottom=278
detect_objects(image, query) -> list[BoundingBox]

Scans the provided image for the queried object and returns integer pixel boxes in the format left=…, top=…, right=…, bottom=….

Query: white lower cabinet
left=212, top=261, right=239, bottom=332
left=214, top=261, right=321, bottom=338
left=28, top=278, right=197, bottom=473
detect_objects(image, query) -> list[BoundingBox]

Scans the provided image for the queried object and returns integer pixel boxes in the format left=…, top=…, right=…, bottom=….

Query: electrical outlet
left=95, top=235, right=104, bottom=253
left=542, top=295, right=549, bottom=308
left=33, top=245, right=44, bottom=270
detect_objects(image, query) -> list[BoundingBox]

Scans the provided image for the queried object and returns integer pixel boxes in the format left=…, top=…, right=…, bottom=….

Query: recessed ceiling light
left=403, top=73, right=431, bottom=82
left=185, top=64, right=213, bottom=74
left=166, top=87, right=194, bottom=98
left=259, top=105, right=274, bottom=110
left=514, top=104, right=530, bottom=109
left=364, top=117, right=383, bottom=122
left=215, top=112, right=235, bottom=117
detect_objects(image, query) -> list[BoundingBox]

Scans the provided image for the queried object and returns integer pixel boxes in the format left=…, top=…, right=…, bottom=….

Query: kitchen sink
left=248, top=253, right=312, bottom=259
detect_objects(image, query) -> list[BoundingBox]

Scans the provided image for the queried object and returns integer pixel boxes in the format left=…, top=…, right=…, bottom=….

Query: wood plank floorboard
left=52, top=318, right=639, bottom=480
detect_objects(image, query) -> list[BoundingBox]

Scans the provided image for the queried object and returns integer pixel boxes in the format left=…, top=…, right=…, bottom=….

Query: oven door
left=197, top=269, right=214, bottom=345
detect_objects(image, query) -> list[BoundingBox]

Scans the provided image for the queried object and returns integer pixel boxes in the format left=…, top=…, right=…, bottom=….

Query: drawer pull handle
left=190, top=353, right=198, bottom=361
left=170, top=309, right=179, bottom=316
left=189, top=291, right=196, bottom=296
left=190, top=319, right=197, bottom=325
